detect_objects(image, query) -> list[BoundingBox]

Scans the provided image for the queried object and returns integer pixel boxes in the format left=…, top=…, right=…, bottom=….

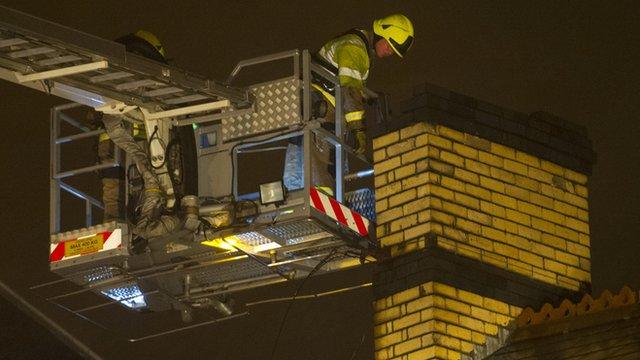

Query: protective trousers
left=98, top=139, right=123, bottom=222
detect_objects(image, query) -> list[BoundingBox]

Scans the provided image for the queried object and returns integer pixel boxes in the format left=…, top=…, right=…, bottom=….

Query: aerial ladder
left=0, top=5, right=380, bottom=337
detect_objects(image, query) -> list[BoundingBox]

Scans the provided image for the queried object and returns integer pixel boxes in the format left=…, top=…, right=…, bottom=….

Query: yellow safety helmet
left=116, top=30, right=167, bottom=64
left=134, top=30, right=166, bottom=59
left=373, top=14, right=414, bottom=58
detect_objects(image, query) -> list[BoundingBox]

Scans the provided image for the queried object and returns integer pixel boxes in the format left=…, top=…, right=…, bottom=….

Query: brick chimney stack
left=371, top=83, right=595, bottom=359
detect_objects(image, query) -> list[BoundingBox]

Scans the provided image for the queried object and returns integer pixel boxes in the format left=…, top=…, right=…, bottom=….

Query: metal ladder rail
left=0, top=35, right=237, bottom=117
left=0, top=42, right=236, bottom=119
left=0, top=5, right=251, bottom=115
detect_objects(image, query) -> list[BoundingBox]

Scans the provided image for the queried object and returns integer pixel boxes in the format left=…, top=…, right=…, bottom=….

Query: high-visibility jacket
left=316, top=29, right=373, bottom=130
left=99, top=123, right=145, bottom=142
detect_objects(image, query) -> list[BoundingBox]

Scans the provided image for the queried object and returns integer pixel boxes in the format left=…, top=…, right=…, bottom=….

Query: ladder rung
left=89, top=71, right=133, bottom=83
left=0, top=38, right=27, bottom=47
left=16, top=60, right=108, bottom=83
left=114, top=79, right=160, bottom=91
left=37, top=55, right=82, bottom=66
left=0, top=6, right=250, bottom=108
left=163, top=94, right=207, bottom=105
left=143, top=87, right=183, bottom=97
left=54, top=161, right=118, bottom=179
left=8, top=46, right=55, bottom=58
left=55, top=129, right=104, bottom=144
left=145, top=99, right=231, bottom=120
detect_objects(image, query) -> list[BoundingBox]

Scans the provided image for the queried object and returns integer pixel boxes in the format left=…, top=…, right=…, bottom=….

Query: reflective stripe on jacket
left=99, top=123, right=145, bottom=142
left=317, top=30, right=372, bottom=127
left=317, top=30, right=371, bottom=90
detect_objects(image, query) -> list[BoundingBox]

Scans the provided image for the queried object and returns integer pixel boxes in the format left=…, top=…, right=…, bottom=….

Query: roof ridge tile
left=515, top=286, right=637, bottom=328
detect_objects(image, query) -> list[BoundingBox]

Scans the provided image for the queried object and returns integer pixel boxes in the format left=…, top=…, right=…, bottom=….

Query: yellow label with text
left=65, top=234, right=103, bottom=257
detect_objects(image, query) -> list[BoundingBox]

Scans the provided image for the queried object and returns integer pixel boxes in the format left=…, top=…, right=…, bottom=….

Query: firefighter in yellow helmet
left=94, top=30, right=167, bottom=222
left=314, top=14, right=414, bottom=154
left=301, top=14, right=413, bottom=196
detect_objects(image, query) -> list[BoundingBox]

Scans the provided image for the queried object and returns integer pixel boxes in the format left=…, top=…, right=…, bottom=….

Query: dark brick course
left=374, top=82, right=596, bottom=174
left=373, top=237, right=584, bottom=310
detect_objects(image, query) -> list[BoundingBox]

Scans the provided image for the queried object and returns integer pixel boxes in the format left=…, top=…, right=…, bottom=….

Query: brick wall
left=373, top=122, right=590, bottom=291
left=369, top=81, right=597, bottom=359
left=374, top=281, right=520, bottom=360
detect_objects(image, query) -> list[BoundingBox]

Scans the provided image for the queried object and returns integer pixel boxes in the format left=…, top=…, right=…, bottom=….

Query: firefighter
left=300, top=14, right=414, bottom=195
left=96, top=30, right=167, bottom=222
left=314, top=13, right=414, bottom=154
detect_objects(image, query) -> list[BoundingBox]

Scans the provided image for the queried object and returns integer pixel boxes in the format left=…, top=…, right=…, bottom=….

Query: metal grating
left=262, top=220, right=328, bottom=246
left=193, top=258, right=274, bottom=285
left=81, top=266, right=119, bottom=284
left=235, top=231, right=273, bottom=247
left=221, top=78, right=301, bottom=142
left=345, top=188, right=376, bottom=222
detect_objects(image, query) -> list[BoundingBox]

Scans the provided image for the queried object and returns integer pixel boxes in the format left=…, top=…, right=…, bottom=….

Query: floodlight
left=259, top=180, right=285, bottom=205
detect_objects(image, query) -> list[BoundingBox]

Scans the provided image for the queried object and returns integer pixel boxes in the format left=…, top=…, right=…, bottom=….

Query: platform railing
left=50, top=103, right=121, bottom=233
left=225, top=49, right=376, bottom=204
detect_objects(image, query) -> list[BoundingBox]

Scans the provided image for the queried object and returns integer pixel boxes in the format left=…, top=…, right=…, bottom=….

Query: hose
left=148, top=125, right=167, bottom=170
left=102, top=114, right=193, bottom=239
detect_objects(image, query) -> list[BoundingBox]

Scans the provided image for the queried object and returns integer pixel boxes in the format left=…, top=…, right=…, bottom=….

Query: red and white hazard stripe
left=49, top=229, right=122, bottom=263
left=310, top=187, right=370, bottom=237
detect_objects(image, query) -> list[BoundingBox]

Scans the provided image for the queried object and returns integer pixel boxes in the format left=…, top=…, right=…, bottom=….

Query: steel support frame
left=335, top=80, right=344, bottom=203
left=50, top=104, right=119, bottom=233
left=173, top=107, right=254, bottom=127
left=141, top=99, right=231, bottom=120
left=231, top=129, right=306, bottom=200
left=228, top=122, right=373, bottom=247
left=308, top=60, right=346, bottom=202
left=0, top=1, right=383, bottom=340
left=228, top=50, right=365, bottom=206
left=39, top=44, right=376, bottom=340
left=39, top=239, right=348, bottom=314
left=226, top=49, right=301, bottom=85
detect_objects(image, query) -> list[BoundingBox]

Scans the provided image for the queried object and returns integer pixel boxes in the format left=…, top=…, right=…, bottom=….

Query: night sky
left=0, top=1, right=639, bottom=359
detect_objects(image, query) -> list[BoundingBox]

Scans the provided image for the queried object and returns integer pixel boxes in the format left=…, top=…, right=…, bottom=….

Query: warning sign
left=64, top=234, right=103, bottom=257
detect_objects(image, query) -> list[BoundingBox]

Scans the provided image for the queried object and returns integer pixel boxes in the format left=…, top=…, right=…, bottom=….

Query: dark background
left=0, top=1, right=639, bottom=359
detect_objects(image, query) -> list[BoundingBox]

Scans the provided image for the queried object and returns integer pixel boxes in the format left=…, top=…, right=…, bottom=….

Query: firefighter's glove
left=354, top=129, right=367, bottom=155
left=311, top=91, right=328, bottom=119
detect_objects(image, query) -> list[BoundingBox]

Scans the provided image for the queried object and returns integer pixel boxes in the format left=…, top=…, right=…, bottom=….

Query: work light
left=259, top=180, right=285, bottom=205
